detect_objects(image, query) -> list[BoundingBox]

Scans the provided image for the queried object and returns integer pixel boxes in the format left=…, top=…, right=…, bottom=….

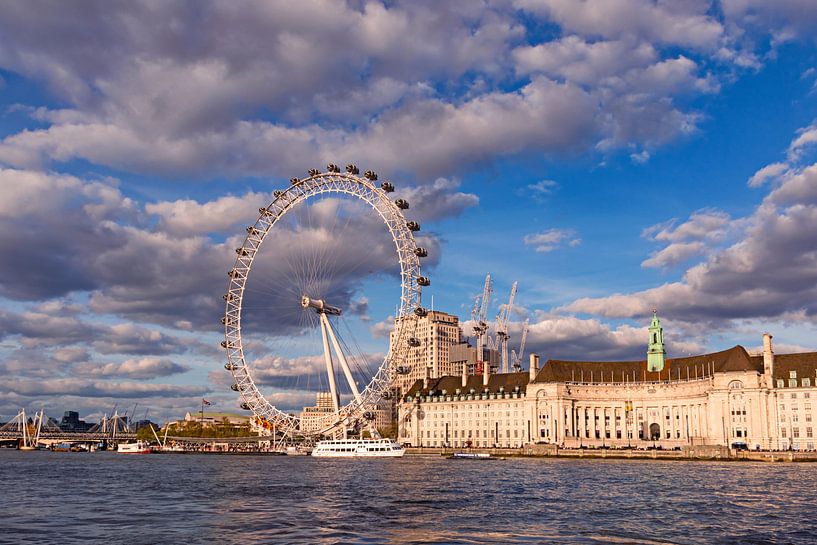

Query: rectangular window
left=794, top=428, right=800, bottom=438
left=792, top=393, right=798, bottom=399
left=777, top=379, right=785, bottom=388
left=807, top=414, right=813, bottom=422
left=791, top=371, right=798, bottom=379
left=782, top=428, right=787, bottom=438
left=807, top=427, right=813, bottom=438
left=803, top=378, right=811, bottom=387
left=790, top=379, right=798, bottom=388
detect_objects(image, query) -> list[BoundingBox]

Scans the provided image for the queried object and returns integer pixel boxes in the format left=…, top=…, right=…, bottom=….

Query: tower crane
left=471, top=273, right=492, bottom=374
left=494, top=282, right=517, bottom=373
left=510, top=318, right=529, bottom=372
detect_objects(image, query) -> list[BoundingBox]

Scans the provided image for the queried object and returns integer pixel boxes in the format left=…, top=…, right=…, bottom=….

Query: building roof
left=401, top=346, right=817, bottom=393
left=405, top=372, right=531, bottom=398
left=533, top=345, right=763, bottom=383
left=771, top=352, right=817, bottom=381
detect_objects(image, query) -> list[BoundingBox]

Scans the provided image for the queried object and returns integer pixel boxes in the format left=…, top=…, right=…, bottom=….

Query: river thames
left=1, top=451, right=814, bottom=544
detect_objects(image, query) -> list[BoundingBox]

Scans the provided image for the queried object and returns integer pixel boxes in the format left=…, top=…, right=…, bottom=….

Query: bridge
left=0, top=409, right=136, bottom=446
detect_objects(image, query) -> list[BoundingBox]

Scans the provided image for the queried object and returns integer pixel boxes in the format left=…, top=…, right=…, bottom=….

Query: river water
left=0, top=451, right=814, bottom=544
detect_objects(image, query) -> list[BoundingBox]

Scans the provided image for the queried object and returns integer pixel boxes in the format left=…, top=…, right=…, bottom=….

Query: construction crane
left=493, top=282, right=517, bottom=373
left=471, top=273, right=492, bottom=374
left=510, top=318, right=529, bottom=372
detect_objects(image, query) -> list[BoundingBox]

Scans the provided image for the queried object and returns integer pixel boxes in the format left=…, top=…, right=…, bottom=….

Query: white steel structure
left=490, top=281, right=517, bottom=373
left=223, top=164, right=427, bottom=439
left=470, top=273, right=493, bottom=372
left=0, top=408, right=44, bottom=450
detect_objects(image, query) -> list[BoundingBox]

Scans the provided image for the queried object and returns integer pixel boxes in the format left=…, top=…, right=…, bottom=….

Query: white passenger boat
left=447, top=452, right=501, bottom=460
left=116, top=440, right=152, bottom=454
left=311, top=438, right=405, bottom=458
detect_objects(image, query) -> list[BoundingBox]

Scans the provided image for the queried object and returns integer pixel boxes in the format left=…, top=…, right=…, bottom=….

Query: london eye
left=222, top=164, right=429, bottom=439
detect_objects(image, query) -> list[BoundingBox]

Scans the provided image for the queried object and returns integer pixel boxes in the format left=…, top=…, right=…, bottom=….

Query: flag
left=202, top=399, right=212, bottom=406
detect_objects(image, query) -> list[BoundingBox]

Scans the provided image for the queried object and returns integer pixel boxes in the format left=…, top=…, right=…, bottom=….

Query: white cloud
left=0, top=2, right=774, bottom=179
left=513, top=313, right=704, bottom=362
left=523, top=228, right=581, bottom=253
left=146, top=192, right=274, bottom=237
left=641, top=241, right=707, bottom=269
left=514, top=0, right=724, bottom=50
left=748, top=162, right=788, bottom=187
left=526, top=179, right=559, bottom=199
left=74, top=357, right=190, bottom=380
left=564, top=168, right=817, bottom=323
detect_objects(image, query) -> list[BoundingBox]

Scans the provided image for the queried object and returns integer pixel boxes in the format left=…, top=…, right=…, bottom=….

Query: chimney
left=423, top=365, right=430, bottom=390
left=483, top=359, right=490, bottom=387
left=763, top=333, right=775, bottom=385
left=529, top=353, right=540, bottom=382
left=462, top=362, right=467, bottom=388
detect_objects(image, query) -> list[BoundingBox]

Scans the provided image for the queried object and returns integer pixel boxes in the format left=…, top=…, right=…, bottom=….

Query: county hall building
left=398, top=312, right=817, bottom=451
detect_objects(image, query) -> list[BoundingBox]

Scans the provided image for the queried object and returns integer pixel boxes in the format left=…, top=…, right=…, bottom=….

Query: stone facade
left=390, top=310, right=462, bottom=395
left=398, top=332, right=817, bottom=451
left=299, top=392, right=335, bottom=433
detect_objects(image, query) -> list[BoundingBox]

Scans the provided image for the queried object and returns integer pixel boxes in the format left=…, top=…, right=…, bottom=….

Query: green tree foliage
left=378, top=422, right=398, bottom=439
left=135, top=424, right=159, bottom=442
left=161, top=419, right=257, bottom=438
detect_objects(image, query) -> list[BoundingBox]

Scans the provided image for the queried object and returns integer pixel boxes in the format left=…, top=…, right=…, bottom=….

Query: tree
left=136, top=424, right=159, bottom=442
left=378, top=422, right=398, bottom=439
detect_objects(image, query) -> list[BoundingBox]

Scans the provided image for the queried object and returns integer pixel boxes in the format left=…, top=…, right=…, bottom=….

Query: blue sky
left=1, top=1, right=817, bottom=423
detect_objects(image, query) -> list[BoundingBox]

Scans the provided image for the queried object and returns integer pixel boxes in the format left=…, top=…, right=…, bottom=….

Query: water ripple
left=1, top=452, right=816, bottom=544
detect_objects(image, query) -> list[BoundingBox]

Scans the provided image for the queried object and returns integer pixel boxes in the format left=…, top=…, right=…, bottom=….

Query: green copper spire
left=647, top=309, right=666, bottom=372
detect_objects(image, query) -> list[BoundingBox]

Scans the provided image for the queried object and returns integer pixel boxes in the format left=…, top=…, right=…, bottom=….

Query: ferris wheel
left=222, top=164, right=429, bottom=438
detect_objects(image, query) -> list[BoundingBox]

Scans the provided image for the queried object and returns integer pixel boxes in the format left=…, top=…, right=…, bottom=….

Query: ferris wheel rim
left=222, top=169, right=425, bottom=437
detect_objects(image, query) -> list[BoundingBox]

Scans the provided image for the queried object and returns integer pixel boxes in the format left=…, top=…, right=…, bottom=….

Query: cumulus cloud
left=563, top=161, right=817, bottom=324
left=0, top=378, right=206, bottom=398
left=516, top=0, right=726, bottom=52
left=766, top=163, right=817, bottom=205
left=74, top=357, right=190, bottom=380
left=523, top=228, right=581, bottom=253
left=748, top=162, right=788, bottom=187
left=506, top=313, right=704, bottom=362
left=788, top=124, right=817, bottom=161
left=395, top=178, right=479, bottom=222
left=145, top=192, right=274, bottom=237
left=722, top=0, right=817, bottom=42
left=641, top=209, right=734, bottom=268
left=525, top=179, right=559, bottom=200
left=0, top=1, right=783, bottom=180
